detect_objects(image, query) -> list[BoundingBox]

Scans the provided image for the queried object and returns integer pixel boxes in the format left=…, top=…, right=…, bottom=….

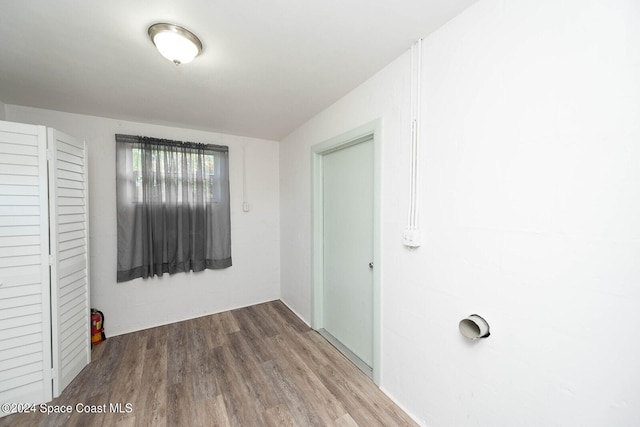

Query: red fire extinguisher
left=91, top=309, right=106, bottom=347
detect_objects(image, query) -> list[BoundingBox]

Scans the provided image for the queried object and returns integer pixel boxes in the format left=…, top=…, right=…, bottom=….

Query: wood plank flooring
left=1, top=300, right=417, bottom=427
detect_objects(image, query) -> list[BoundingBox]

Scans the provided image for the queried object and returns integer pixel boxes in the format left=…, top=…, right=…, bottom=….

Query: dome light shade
left=148, top=23, right=202, bottom=65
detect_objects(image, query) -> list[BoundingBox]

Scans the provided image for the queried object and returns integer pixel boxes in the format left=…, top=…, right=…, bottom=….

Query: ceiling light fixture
left=148, top=23, right=203, bottom=65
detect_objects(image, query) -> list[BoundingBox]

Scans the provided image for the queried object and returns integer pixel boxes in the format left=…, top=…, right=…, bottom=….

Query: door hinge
left=48, top=255, right=55, bottom=265
left=46, top=149, right=53, bottom=161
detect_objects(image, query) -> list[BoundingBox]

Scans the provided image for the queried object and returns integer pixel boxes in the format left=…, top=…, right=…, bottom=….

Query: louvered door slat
left=48, top=129, right=90, bottom=398
left=0, top=121, right=53, bottom=415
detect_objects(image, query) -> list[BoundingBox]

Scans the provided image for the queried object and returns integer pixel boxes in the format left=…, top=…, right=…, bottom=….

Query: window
left=115, top=134, right=231, bottom=282
left=128, top=147, right=222, bottom=204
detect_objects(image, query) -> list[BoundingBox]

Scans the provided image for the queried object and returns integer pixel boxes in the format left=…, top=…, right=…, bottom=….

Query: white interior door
left=0, top=121, right=53, bottom=413
left=48, top=129, right=90, bottom=397
left=322, top=137, right=374, bottom=368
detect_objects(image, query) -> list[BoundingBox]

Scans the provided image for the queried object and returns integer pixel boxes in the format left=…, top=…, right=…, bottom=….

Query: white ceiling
left=0, top=0, right=476, bottom=140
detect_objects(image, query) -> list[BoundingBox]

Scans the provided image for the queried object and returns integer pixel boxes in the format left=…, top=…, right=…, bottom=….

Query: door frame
left=310, top=119, right=382, bottom=385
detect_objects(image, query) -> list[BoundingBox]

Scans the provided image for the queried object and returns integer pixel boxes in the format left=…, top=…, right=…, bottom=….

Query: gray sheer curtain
left=115, top=134, right=231, bottom=282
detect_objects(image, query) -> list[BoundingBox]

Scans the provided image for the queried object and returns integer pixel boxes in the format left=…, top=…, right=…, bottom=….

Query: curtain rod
left=115, top=134, right=228, bottom=152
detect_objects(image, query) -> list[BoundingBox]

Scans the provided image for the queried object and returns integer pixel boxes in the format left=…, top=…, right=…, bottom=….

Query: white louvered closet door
left=47, top=129, right=90, bottom=397
left=0, top=122, right=53, bottom=408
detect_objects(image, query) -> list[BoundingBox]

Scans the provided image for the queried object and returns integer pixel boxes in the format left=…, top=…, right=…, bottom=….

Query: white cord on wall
left=404, top=38, right=423, bottom=247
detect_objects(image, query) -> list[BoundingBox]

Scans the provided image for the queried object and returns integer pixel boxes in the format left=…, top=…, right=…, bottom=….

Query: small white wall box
left=459, top=314, right=490, bottom=340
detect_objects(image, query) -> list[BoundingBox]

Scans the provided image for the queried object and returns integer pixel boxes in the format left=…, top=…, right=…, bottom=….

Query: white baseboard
left=379, top=385, right=425, bottom=427
left=279, top=298, right=311, bottom=326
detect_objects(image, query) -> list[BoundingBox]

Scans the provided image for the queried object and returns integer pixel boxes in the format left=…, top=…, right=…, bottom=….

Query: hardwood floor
left=1, top=300, right=417, bottom=427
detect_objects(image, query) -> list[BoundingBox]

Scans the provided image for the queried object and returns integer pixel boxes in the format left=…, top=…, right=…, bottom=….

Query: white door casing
left=311, top=120, right=382, bottom=384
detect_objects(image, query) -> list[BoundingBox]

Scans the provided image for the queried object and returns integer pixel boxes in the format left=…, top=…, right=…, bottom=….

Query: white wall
left=280, top=52, right=411, bottom=318
left=7, top=105, right=280, bottom=336
left=280, top=0, right=640, bottom=426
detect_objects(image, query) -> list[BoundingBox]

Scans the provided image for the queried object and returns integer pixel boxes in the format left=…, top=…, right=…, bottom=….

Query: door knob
left=368, top=262, right=374, bottom=269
